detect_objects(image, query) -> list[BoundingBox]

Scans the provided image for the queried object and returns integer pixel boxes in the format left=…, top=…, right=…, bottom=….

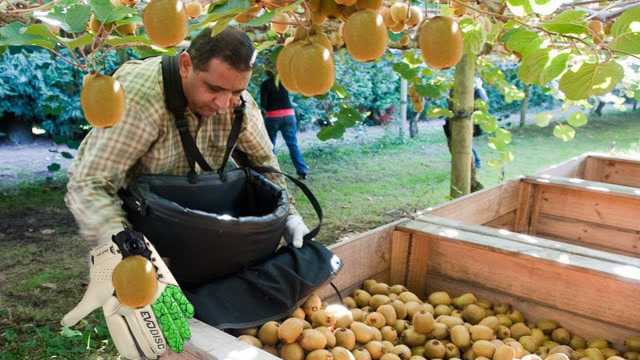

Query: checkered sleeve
left=65, top=103, right=159, bottom=246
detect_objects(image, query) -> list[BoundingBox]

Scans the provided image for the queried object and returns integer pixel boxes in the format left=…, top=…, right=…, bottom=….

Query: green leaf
left=427, top=107, right=454, bottom=118
left=540, top=52, right=570, bottom=84
left=506, top=0, right=532, bottom=17
left=48, top=163, right=61, bottom=172
left=0, top=22, right=57, bottom=49
left=23, top=24, right=59, bottom=43
left=415, top=83, right=442, bottom=98
left=542, top=10, right=588, bottom=35
left=209, top=16, right=234, bottom=37
left=105, top=35, right=151, bottom=47
left=247, top=0, right=302, bottom=25
left=254, top=39, right=276, bottom=52
left=472, top=111, right=498, bottom=133
left=197, top=0, right=251, bottom=27
left=392, top=62, right=419, bottom=80
left=611, top=33, right=640, bottom=55
left=61, top=151, right=74, bottom=159
left=388, top=31, right=403, bottom=42
left=611, top=6, right=640, bottom=38
left=488, top=137, right=508, bottom=151
left=317, top=124, right=345, bottom=141
left=494, top=128, right=512, bottom=144
left=518, top=48, right=549, bottom=85
left=567, top=111, right=588, bottom=127
left=60, top=326, right=83, bottom=338
left=65, top=4, right=92, bottom=33
left=459, top=18, right=485, bottom=55
left=553, top=124, right=575, bottom=141
left=403, top=50, right=422, bottom=66
left=333, top=84, right=349, bottom=99
left=530, top=0, right=562, bottom=16
left=559, top=61, right=624, bottom=100
left=336, top=106, right=362, bottom=127
left=90, top=0, right=137, bottom=23
left=535, top=112, right=552, bottom=127
left=504, top=28, right=541, bottom=57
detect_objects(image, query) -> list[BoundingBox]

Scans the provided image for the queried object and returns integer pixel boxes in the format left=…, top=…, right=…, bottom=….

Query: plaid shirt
left=65, top=56, right=292, bottom=246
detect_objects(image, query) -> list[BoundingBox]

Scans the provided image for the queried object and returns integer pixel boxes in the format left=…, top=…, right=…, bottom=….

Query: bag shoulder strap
left=217, top=97, right=246, bottom=176
left=161, top=55, right=213, bottom=176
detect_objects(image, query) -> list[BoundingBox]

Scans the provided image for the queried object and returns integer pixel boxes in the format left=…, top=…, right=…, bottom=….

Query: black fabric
left=186, top=241, right=342, bottom=329
left=119, top=169, right=290, bottom=287
left=259, top=75, right=293, bottom=112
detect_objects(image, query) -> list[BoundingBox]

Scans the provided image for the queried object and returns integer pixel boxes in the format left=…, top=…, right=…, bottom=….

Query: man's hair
left=187, top=27, right=255, bottom=72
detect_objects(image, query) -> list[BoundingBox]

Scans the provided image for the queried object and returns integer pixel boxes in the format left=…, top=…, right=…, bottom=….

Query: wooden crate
left=164, top=217, right=640, bottom=359
left=538, top=152, right=640, bottom=188
left=422, top=175, right=640, bottom=257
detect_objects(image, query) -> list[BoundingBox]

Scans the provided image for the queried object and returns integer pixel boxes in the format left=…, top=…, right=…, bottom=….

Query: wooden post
left=399, top=78, right=407, bottom=140
left=520, top=83, right=529, bottom=128
left=450, top=54, right=477, bottom=198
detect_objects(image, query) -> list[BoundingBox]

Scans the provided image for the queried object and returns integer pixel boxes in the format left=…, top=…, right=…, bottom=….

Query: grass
left=1, top=110, right=639, bottom=359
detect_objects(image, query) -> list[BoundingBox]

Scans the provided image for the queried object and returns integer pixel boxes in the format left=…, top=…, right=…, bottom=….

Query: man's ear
left=178, top=52, right=192, bottom=79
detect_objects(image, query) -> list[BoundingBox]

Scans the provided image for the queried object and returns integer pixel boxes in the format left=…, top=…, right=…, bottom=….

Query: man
left=260, top=70, right=309, bottom=179
left=62, top=27, right=310, bottom=359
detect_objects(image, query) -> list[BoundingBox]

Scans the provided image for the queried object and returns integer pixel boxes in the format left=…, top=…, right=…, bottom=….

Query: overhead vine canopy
left=0, top=0, right=639, bottom=159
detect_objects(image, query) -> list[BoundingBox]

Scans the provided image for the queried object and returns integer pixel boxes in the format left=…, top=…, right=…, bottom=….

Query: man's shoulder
left=113, top=57, right=163, bottom=103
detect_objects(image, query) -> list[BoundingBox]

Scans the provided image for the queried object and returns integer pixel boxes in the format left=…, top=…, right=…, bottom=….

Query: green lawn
left=1, top=110, right=639, bottom=359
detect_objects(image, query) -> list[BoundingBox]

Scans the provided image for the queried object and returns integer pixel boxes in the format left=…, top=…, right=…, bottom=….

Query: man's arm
left=65, top=103, right=159, bottom=246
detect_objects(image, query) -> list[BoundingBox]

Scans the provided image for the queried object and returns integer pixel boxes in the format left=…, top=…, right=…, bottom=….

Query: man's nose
left=214, top=92, right=233, bottom=110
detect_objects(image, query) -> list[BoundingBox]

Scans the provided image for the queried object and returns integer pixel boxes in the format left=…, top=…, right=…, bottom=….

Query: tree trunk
left=398, top=78, right=407, bottom=140
left=520, top=83, right=529, bottom=128
left=450, top=54, right=477, bottom=199
left=409, top=112, right=419, bottom=138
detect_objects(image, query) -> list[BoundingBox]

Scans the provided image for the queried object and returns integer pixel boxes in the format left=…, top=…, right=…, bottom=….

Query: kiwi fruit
left=412, top=345, right=426, bottom=357
left=354, top=348, right=374, bottom=360
left=624, top=352, right=639, bottom=360
left=332, top=346, right=356, bottom=360
left=404, top=302, right=423, bottom=319
left=463, top=348, right=477, bottom=360
left=351, top=308, right=366, bottom=322
left=494, top=303, right=510, bottom=315
left=292, top=307, right=306, bottom=319
left=381, top=353, right=402, bottom=360
left=425, top=339, right=447, bottom=358
left=497, top=326, right=511, bottom=340
left=392, top=344, right=412, bottom=359
left=520, top=335, right=540, bottom=353
left=626, top=337, right=640, bottom=352
left=476, top=299, right=492, bottom=309
left=588, top=340, right=610, bottom=350
left=462, top=304, right=486, bottom=324
left=258, top=321, right=279, bottom=346
left=311, top=310, right=336, bottom=327
left=506, top=340, right=527, bottom=358
left=551, top=328, right=571, bottom=345
left=370, top=295, right=392, bottom=309
left=470, top=325, right=495, bottom=341
left=446, top=342, right=461, bottom=358
left=451, top=325, right=471, bottom=348
left=300, top=329, right=327, bottom=352
left=303, top=294, right=323, bottom=316
left=546, top=354, right=570, bottom=360
left=429, top=291, right=452, bottom=306
left=371, top=326, right=383, bottom=341
left=281, top=342, right=305, bottom=360
left=351, top=322, right=374, bottom=344
left=479, top=316, right=500, bottom=331
left=497, top=315, right=513, bottom=328
left=378, top=304, right=398, bottom=325
left=536, top=320, right=558, bottom=334
left=413, top=310, right=435, bottom=334
left=316, top=326, right=337, bottom=348
left=238, top=335, right=262, bottom=348
left=509, top=310, right=525, bottom=323
left=335, top=328, right=357, bottom=350
left=390, top=285, right=407, bottom=294
left=570, top=336, right=587, bottom=350
left=549, top=345, right=575, bottom=358
left=365, top=340, right=384, bottom=359
left=363, top=279, right=377, bottom=293
left=381, top=326, right=398, bottom=342
left=402, top=327, right=428, bottom=347
left=585, top=348, right=605, bottom=360
left=531, top=329, right=546, bottom=345
left=307, top=349, right=333, bottom=360
left=494, top=344, right=516, bottom=360
left=601, top=349, right=620, bottom=358
left=392, top=300, right=408, bottom=320
left=394, top=319, right=409, bottom=333
left=399, top=291, right=422, bottom=303
left=343, top=296, right=358, bottom=309
left=432, top=322, right=449, bottom=339
left=279, top=318, right=304, bottom=344
left=371, top=282, right=391, bottom=295
left=366, top=312, right=387, bottom=329
left=355, top=290, right=373, bottom=308
left=389, top=293, right=399, bottom=301
left=437, top=315, right=465, bottom=328
left=510, top=323, right=532, bottom=339
left=435, top=304, right=453, bottom=316
left=239, top=327, right=258, bottom=336
left=325, top=304, right=354, bottom=328
left=453, top=293, right=478, bottom=309
left=473, top=340, right=496, bottom=358
left=409, top=356, right=427, bottom=360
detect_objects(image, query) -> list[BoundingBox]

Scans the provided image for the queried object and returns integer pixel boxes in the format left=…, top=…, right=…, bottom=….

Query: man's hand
left=62, top=230, right=194, bottom=359
left=284, top=214, right=310, bottom=248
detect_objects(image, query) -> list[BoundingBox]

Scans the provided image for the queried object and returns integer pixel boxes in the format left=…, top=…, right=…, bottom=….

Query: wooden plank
left=412, top=215, right=640, bottom=268
left=534, top=214, right=640, bottom=257
left=483, top=211, right=515, bottom=230
left=425, top=274, right=636, bottom=349
left=390, top=231, right=411, bottom=285
left=524, top=175, right=640, bottom=200
left=583, top=156, right=602, bottom=182
left=398, top=222, right=640, bottom=331
left=589, top=157, right=640, bottom=188
left=514, top=182, right=534, bottom=233
left=320, top=269, right=388, bottom=304
left=535, top=183, right=640, bottom=232
left=527, top=189, right=544, bottom=234
left=405, top=232, right=430, bottom=298
left=537, top=154, right=588, bottom=178
left=162, top=319, right=280, bottom=359
left=425, top=180, right=520, bottom=224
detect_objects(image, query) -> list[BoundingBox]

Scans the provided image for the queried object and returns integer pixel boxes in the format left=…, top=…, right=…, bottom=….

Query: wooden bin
left=422, top=175, right=640, bottom=257
left=538, top=152, right=640, bottom=188
left=166, top=217, right=640, bottom=359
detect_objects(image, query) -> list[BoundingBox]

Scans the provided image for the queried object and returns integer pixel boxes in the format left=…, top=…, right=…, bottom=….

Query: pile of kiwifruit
left=235, top=279, right=640, bottom=360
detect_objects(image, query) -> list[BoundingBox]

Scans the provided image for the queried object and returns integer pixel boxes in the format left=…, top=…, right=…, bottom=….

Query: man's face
left=179, top=52, right=252, bottom=117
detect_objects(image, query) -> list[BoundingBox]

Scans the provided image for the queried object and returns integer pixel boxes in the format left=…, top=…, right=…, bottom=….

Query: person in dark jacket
left=260, top=70, right=309, bottom=179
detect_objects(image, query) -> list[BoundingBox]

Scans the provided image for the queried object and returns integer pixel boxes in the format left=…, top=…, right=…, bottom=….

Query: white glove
left=285, top=214, right=310, bottom=248
left=62, top=229, right=194, bottom=359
